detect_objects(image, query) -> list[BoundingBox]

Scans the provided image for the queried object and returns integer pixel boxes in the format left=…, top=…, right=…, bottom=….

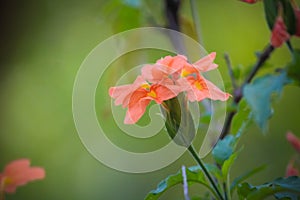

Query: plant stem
left=222, top=182, right=228, bottom=200
left=189, top=0, right=203, bottom=44
left=220, top=44, right=275, bottom=139
left=224, top=53, right=238, bottom=91
left=188, top=145, right=225, bottom=200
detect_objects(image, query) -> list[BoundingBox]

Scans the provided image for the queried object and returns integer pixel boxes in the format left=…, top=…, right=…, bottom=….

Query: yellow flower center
left=147, top=90, right=157, bottom=98
left=181, top=69, right=190, bottom=77
left=194, top=80, right=203, bottom=90
left=141, top=83, right=150, bottom=90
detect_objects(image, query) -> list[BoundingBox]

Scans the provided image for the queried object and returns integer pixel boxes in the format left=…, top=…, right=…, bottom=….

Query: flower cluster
left=0, top=159, right=45, bottom=196
left=240, top=0, right=300, bottom=47
left=109, top=53, right=230, bottom=124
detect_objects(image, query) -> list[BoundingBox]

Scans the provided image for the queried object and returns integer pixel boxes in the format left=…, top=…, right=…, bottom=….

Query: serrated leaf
left=243, top=71, right=290, bottom=132
left=263, top=0, right=296, bottom=35
left=287, top=49, right=300, bottom=85
left=237, top=176, right=300, bottom=200
left=212, top=135, right=238, bottom=165
left=145, top=166, right=209, bottom=200
left=230, top=164, right=267, bottom=195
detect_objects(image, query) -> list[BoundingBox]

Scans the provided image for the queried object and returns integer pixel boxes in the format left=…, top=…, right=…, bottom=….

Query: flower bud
left=160, top=93, right=196, bottom=147
left=271, top=16, right=290, bottom=47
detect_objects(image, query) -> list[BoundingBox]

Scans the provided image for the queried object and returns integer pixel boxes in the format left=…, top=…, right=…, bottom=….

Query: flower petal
left=109, top=76, right=146, bottom=107
left=125, top=98, right=151, bottom=124
left=204, top=79, right=231, bottom=101
left=2, top=159, right=45, bottom=193
left=193, top=52, right=218, bottom=72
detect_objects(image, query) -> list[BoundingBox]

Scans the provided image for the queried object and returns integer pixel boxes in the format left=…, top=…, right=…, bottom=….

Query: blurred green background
left=1, top=0, right=300, bottom=199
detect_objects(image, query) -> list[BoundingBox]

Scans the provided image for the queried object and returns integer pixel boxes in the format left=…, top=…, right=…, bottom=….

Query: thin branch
left=164, top=0, right=186, bottom=54
left=244, top=45, right=274, bottom=84
left=220, top=44, right=275, bottom=139
left=224, top=53, right=238, bottom=90
left=189, top=0, right=203, bottom=44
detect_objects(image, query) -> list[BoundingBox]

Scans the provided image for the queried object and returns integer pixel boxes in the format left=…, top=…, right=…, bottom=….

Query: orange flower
left=109, top=53, right=231, bottom=124
left=0, top=159, right=45, bottom=195
left=178, top=74, right=230, bottom=102
left=109, top=76, right=182, bottom=124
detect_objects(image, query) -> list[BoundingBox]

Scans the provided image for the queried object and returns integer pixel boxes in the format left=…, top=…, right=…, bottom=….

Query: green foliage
left=263, top=0, right=296, bottom=35
left=231, top=99, right=252, bottom=136
left=237, top=176, right=300, bottom=200
left=287, top=49, right=300, bottom=85
left=144, top=165, right=211, bottom=200
left=243, top=71, right=290, bottom=132
left=122, top=0, right=141, bottom=8
left=212, top=134, right=239, bottom=165
left=230, top=165, right=267, bottom=195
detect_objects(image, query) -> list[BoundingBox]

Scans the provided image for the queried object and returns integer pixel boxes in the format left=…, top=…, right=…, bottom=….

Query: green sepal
left=161, top=94, right=196, bottom=147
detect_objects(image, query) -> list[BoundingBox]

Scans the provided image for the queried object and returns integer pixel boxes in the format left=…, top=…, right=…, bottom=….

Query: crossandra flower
left=109, top=53, right=230, bottom=124
left=0, top=159, right=45, bottom=195
left=109, top=76, right=182, bottom=124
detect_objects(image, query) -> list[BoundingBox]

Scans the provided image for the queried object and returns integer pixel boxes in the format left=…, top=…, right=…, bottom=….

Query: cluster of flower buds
left=240, top=0, right=300, bottom=48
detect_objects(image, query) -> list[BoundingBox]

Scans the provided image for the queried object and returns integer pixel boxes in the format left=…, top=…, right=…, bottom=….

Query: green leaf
left=243, top=71, right=290, bottom=132
left=145, top=166, right=209, bottom=200
left=221, top=150, right=240, bottom=179
left=231, top=99, right=252, bottom=136
left=263, top=0, right=296, bottom=35
left=263, top=0, right=279, bottom=31
left=122, top=0, right=141, bottom=8
left=287, top=49, right=300, bottom=85
left=230, top=165, right=267, bottom=195
left=237, top=176, right=300, bottom=200
left=281, top=0, right=297, bottom=35
left=212, top=135, right=239, bottom=165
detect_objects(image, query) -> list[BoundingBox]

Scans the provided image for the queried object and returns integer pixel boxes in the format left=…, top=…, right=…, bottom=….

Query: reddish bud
left=286, top=132, right=300, bottom=153
left=270, top=16, right=290, bottom=47
left=240, top=0, right=257, bottom=3
left=285, top=160, right=299, bottom=177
